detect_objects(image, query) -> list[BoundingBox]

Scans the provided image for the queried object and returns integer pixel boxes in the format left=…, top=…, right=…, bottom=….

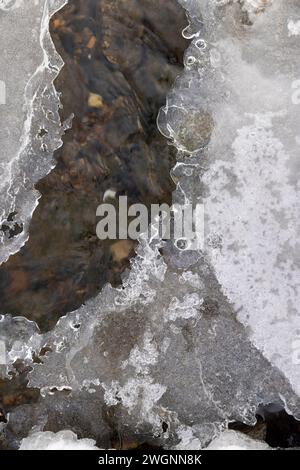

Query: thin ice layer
left=0, top=0, right=68, bottom=265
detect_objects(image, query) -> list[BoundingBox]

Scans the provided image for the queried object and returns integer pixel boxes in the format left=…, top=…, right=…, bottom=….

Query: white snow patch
left=20, top=431, right=100, bottom=451
left=288, top=19, right=300, bottom=36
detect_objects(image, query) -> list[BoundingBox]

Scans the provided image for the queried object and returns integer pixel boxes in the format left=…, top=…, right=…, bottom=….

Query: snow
left=20, top=431, right=99, bottom=450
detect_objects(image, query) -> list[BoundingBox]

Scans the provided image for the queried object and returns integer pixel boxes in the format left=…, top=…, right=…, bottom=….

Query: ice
left=160, top=0, right=300, bottom=392
left=0, top=0, right=68, bottom=264
left=3, top=235, right=299, bottom=449
left=206, top=430, right=270, bottom=450
left=20, top=430, right=99, bottom=450
left=2, top=0, right=300, bottom=450
left=0, top=315, right=41, bottom=378
left=177, top=426, right=272, bottom=451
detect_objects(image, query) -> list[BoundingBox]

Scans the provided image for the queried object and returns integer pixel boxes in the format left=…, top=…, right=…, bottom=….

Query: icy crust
left=2, top=0, right=300, bottom=451
left=0, top=0, right=68, bottom=265
left=2, top=236, right=300, bottom=450
left=161, top=0, right=300, bottom=396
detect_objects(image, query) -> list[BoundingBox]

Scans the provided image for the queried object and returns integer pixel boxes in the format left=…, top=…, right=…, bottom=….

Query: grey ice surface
left=0, top=0, right=67, bottom=264
left=2, top=235, right=300, bottom=449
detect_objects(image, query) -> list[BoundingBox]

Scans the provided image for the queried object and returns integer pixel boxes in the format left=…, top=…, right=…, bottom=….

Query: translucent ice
left=0, top=0, right=67, bottom=264
left=0, top=315, right=41, bottom=378
left=11, top=236, right=300, bottom=449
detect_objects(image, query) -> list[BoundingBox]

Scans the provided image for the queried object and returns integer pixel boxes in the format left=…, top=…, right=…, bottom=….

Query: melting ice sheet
left=1, top=0, right=300, bottom=451
left=0, top=0, right=67, bottom=264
